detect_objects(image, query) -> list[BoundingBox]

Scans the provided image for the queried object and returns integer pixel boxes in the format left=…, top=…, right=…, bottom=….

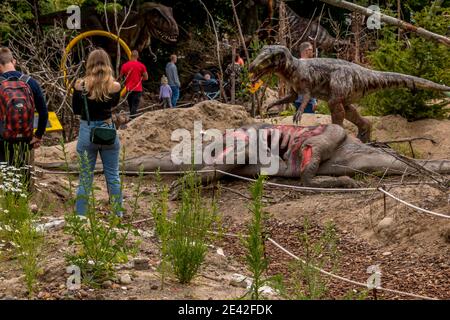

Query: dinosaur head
left=139, top=3, right=178, bottom=44
left=248, top=45, right=292, bottom=82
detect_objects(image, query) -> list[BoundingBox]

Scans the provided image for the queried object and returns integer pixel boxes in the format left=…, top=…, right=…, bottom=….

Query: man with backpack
left=0, top=47, right=48, bottom=174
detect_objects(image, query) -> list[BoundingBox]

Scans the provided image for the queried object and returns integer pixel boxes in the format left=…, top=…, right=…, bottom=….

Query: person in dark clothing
left=72, top=49, right=123, bottom=217
left=0, top=47, right=48, bottom=185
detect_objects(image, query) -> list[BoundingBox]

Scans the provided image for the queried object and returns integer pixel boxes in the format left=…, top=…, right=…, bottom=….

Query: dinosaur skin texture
left=38, top=3, right=178, bottom=56
left=248, top=45, right=450, bottom=143
left=38, top=123, right=450, bottom=189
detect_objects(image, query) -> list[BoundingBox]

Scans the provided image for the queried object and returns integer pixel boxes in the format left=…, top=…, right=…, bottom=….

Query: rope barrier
left=36, top=167, right=449, bottom=218
left=216, top=170, right=377, bottom=192
left=266, top=238, right=438, bottom=300
left=132, top=215, right=438, bottom=300
left=377, top=187, right=450, bottom=219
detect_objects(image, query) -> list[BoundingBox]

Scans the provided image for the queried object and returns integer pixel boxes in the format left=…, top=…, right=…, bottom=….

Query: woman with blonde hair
left=72, top=49, right=123, bottom=216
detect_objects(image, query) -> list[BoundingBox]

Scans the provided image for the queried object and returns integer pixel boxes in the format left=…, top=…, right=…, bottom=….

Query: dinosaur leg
left=267, top=90, right=297, bottom=112
left=327, top=99, right=346, bottom=127
left=344, top=104, right=372, bottom=143
left=300, top=126, right=358, bottom=188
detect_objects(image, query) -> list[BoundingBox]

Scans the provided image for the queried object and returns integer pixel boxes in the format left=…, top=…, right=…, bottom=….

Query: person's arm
left=142, top=64, right=148, bottom=81
left=71, top=79, right=83, bottom=116
left=159, top=86, right=163, bottom=100
left=28, top=78, right=48, bottom=147
left=109, top=81, right=121, bottom=106
left=174, top=66, right=181, bottom=87
left=311, top=98, right=318, bottom=112
left=166, top=64, right=175, bottom=85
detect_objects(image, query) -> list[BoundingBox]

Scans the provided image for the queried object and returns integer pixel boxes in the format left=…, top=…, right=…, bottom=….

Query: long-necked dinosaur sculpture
left=248, top=45, right=450, bottom=142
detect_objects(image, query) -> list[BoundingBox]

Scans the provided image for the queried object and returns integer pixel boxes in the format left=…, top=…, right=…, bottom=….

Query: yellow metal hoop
left=61, top=30, right=132, bottom=97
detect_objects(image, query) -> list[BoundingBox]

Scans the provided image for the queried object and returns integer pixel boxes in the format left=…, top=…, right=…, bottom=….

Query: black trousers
left=0, top=140, right=32, bottom=188
left=127, top=91, right=142, bottom=116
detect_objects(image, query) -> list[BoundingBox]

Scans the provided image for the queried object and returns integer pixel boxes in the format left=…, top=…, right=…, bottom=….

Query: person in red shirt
left=120, top=50, right=148, bottom=116
left=235, top=53, right=244, bottom=66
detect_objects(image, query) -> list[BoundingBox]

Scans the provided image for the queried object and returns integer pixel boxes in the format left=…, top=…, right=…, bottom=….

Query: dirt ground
left=2, top=101, right=450, bottom=300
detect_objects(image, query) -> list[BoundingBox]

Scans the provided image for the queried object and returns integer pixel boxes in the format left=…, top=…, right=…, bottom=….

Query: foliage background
left=0, top=0, right=448, bottom=119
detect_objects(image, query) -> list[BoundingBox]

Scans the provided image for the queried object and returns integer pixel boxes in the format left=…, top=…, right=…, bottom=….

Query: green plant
left=13, top=217, right=43, bottom=298
left=60, top=138, right=75, bottom=205
left=315, top=101, right=331, bottom=115
left=360, top=5, right=450, bottom=120
left=64, top=152, right=139, bottom=286
left=288, top=219, right=340, bottom=300
left=0, top=157, right=42, bottom=298
left=168, top=170, right=219, bottom=284
left=150, top=170, right=171, bottom=289
left=168, top=172, right=216, bottom=284
left=242, top=175, right=282, bottom=300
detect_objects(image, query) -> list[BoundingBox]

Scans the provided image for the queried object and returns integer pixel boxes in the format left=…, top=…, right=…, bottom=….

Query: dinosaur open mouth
left=156, top=30, right=177, bottom=42
left=249, top=69, right=266, bottom=83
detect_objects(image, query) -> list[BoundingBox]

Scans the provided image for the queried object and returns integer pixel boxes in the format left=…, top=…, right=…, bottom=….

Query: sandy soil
left=2, top=101, right=450, bottom=300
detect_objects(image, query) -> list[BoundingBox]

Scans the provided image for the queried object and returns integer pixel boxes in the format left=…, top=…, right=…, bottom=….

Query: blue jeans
left=170, top=85, right=180, bottom=107
left=76, top=120, right=122, bottom=216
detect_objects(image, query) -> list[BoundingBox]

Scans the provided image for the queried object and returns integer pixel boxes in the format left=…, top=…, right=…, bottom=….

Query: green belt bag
left=82, top=84, right=117, bottom=145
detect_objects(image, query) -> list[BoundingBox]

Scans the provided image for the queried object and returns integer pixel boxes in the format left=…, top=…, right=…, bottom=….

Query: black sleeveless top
left=72, top=88, right=121, bottom=121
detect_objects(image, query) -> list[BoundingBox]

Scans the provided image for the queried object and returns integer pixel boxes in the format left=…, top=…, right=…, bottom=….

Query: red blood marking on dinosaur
left=301, top=145, right=312, bottom=172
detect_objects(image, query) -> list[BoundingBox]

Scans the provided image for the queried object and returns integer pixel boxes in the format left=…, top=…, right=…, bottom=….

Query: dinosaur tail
left=371, top=71, right=450, bottom=92
left=319, top=142, right=450, bottom=177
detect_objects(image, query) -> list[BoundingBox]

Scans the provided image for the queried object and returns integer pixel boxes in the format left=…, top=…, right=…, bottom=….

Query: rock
left=137, top=230, right=154, bottom=239
left=119, top=274, right=132, bottom=285
left=37, top=291, right=51, bottom=300
left=229, top=274, right=251, bottom=289
left=1, top=295, right=17, bottom=300
left=133, top=258, right=150, bottom=270
left=35, top=219, right=65, bottom=233
left=30, top=204, right=39, bottom=214
left=79, top=290, right=88, bottom=298
left=102, top=280, right=113, bottom=289
left=150, top=284, right=159, bottom=290
left=382, top=251, right=392, bottom=256
left=121, top=286, right=128, bottom=291
left=377, top=217, right=394, bottom=232
left=216, top=248, right=225, bottom=257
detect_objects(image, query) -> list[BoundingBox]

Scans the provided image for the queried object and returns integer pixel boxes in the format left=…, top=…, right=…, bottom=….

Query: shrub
left=64, top=153, right=139, bottom=286
left=360, top=5, right=450, bottom=120
left=0, top=161, right=42, bottom=298
left=167, top=170, right=219, bottom=284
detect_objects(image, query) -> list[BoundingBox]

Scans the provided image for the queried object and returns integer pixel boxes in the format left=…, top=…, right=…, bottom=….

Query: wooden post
left=231, top=40, right=237, bottom=105
left=278, top=0, right=287, bottom=111
left=320, top=0, right=450, bottom=46
left=397, top=0, right=401, bottom=41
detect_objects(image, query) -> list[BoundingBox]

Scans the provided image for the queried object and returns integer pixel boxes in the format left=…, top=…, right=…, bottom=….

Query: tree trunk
left=231, top=41, right=236, bottom=105
left=320, top=0, right=450, bottom=47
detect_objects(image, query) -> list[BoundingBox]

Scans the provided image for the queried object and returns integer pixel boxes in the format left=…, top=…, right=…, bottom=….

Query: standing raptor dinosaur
left=38, top=3, right=178, bottom=59
left=38, top=123, right=450, bottom=189
left=248, top=45, right=450, bottom=142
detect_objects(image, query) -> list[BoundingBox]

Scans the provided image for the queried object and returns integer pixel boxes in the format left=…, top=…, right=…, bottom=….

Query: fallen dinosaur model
left=248, top=45, right=450, bottom=142
left=38, top=123, right=450, bottom=188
